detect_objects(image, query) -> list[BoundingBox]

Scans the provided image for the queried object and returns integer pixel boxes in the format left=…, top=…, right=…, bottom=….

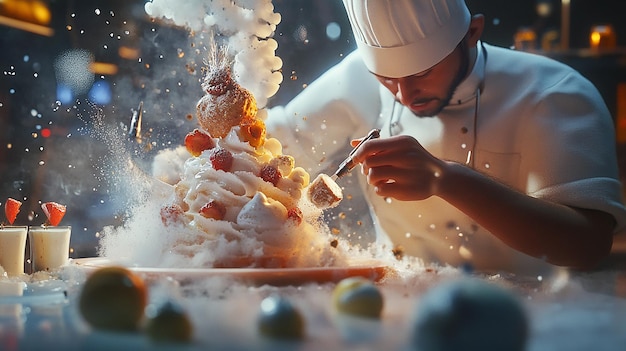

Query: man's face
left=374, top=40, right=470, bottom=117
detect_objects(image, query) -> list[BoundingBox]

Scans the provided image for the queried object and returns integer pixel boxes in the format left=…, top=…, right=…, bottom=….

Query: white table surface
left=1, top=256, right=626, bottom=351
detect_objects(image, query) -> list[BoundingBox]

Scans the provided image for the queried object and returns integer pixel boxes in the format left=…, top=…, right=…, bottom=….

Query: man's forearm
left=436, top=162, right=614, bottom=269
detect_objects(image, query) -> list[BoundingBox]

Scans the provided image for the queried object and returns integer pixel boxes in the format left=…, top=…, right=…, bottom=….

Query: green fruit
left=145, top=300, right=193, bottom=343
left=332, top=277, right=383, bottom=319
left=257, top=295, right=305, bottom=339
left=78, top=266, right=148, bottom=332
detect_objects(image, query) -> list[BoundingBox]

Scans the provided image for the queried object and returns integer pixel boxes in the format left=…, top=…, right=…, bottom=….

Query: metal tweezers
left=331, top=128, right=381, bottom=180
left=128, top=101, right=143, bottom=142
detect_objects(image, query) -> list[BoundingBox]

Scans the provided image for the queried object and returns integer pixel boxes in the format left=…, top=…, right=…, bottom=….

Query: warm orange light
left=590, top=25, right=617, bottom=50
left=541, top=29, right=560, bottom=51
left=118, top=46, right=141, bottom=60
left=31, top=0, right=50, bottom=24
left=0, top=0, right=53, bottom=36
left=590, top=32, right=601, bottom=47
left=514, top=28, right=537, bottom=51
left=0, top=0, right=51, bottom=25
left=89, top=62, right=119, bottom=75
left=0, top=14, right=53, bottom=36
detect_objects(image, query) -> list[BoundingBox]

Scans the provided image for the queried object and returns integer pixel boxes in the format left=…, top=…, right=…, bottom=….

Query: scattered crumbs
left=392, top=246, right=404, bottom=260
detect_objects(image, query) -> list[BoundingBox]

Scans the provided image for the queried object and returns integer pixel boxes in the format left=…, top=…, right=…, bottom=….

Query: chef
left=267, top=0, right=626, bottom=273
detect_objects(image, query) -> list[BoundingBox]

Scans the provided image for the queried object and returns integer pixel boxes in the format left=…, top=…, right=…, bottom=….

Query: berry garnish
left=160, top=204, right=185, bottom=226
left=260, top=165, right=281, bottom=186
left=199, top=200, right=226, bottom=220
left=287, top=208, right=303, bottom=225
left=4, top=197, right=22, bottom=225
left=210, top=148, right=234, bottom=172
left=184, top=129, right=215, bottom=157
left=41, top=202, right=66, bottom=226
left=205, top=67, right=233, bottom=96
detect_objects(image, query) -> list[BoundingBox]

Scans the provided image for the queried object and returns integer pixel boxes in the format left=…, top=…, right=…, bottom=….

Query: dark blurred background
left=1, top=0, right=625, bottom=258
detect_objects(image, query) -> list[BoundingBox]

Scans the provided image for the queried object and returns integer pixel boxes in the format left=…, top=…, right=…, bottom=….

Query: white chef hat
left=342, top=0, right=471, bottom=78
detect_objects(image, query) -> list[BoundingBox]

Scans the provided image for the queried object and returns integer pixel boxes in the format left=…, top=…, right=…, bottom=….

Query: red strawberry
left=210, top=148, right=233, bottom=172
left=41, top=202, right=66, bottom=226
left=184, top=129, right=215, bottom=157
left=4, top=197, right=22, bottom=225
left=287, top=207, right=303, bottom=225
left=199, top=200, right=226, bottom=220
left=260, top=165, right=281, bottom=186
left=160, top=204, right=185, bottom=226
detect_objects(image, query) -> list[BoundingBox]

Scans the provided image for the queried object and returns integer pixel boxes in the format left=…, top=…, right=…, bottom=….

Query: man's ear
left=467, top=14, right=485, bottom=47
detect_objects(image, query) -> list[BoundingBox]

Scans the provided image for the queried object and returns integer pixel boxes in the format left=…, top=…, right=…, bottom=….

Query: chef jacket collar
left=449, top=41, right=486, bottom=106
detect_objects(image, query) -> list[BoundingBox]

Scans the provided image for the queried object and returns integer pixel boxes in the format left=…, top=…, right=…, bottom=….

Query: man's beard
left=410, top=42, right=471, bottom=117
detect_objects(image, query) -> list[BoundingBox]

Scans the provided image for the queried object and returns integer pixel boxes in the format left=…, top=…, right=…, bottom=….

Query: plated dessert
left=102, top=44, right=348, bottom=270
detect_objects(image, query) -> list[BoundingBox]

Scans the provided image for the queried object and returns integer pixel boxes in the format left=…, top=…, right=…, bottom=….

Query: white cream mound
left=100, top=127, right=348, bottom=269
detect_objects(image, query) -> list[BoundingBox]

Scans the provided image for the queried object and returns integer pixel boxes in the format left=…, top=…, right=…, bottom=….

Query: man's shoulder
left=483, top=43, right=591, bottom=91
left=484, top=43, right=574, bottom=72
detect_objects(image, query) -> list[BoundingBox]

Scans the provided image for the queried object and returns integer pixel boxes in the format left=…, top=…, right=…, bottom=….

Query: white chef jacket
left=267, top=42, right=626, bottom=273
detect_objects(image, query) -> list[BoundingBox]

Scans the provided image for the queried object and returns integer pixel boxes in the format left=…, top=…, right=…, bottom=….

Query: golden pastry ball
left=78, top=266, right=148, bottom=332
left=332, top=277, right=383, bottom=318
left=196, top=83, right=257, bottom=138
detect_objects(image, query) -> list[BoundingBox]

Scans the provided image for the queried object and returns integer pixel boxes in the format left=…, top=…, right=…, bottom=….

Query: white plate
left=71, top=257, right=393, bottom=286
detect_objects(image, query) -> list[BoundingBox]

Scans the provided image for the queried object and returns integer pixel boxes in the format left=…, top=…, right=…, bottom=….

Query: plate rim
left=70, top=256, right=392, bottom=285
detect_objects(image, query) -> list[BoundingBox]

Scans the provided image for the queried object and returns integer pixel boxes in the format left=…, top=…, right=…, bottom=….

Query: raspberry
left=260, top=165, right=281, bottom=186
left=206, top=81, right=230, bottom=96
left=160, top=204, right=185, bottom=226
left=203, top=67, right=233, bottom=96
left=210, top=148, right=234, bottom=172
left=199, top=200, right=226, bottom=220
left=287, top=207, right=303, bottom=225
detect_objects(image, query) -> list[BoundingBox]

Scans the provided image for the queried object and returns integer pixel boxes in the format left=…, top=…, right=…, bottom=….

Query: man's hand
left=351, top=135, right=446, bottom=201
left=350, top=134, right=615, bottom=269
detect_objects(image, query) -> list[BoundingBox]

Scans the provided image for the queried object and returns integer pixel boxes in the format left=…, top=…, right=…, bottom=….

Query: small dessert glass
left=28, top=226, right=71, bottom=273
left=0, top=225, right=28, bottom=276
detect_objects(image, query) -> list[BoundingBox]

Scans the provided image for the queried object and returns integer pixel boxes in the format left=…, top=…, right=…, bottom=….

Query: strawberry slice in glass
left=4, top=197, right=22, bottom=225
left=41, top=202, right=67, bottom=226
